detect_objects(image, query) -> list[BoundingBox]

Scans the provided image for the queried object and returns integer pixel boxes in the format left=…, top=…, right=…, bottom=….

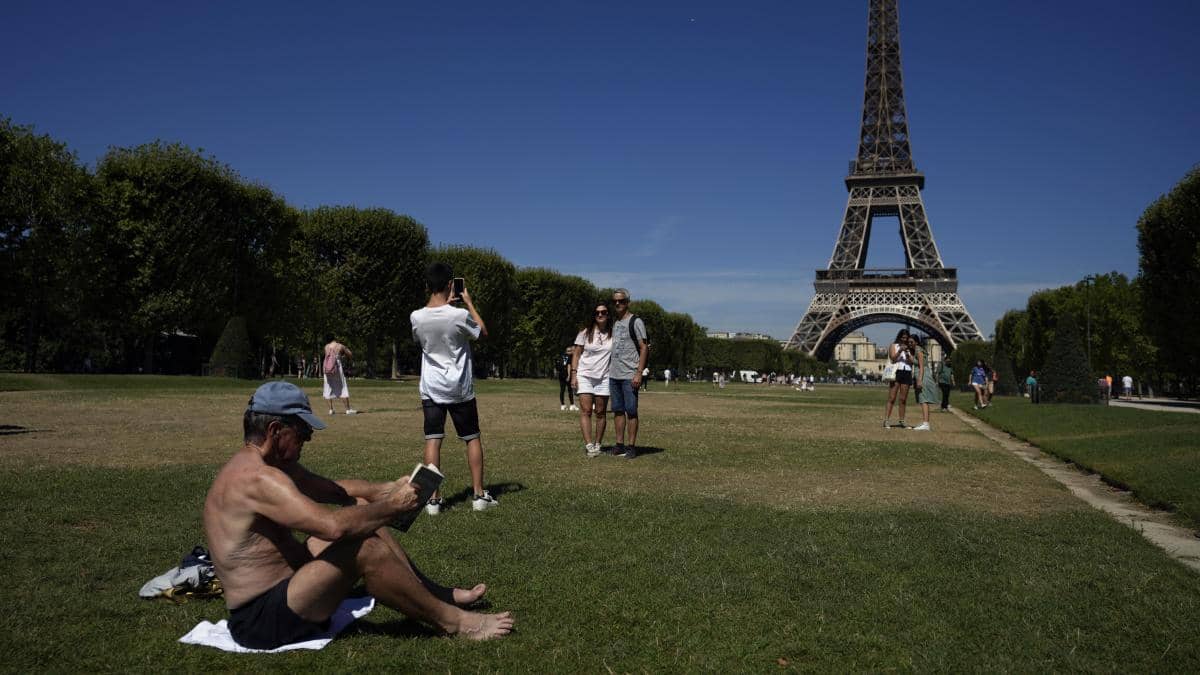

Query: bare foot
left=453, top=583, right=487, bottom=607
left=455, top=611, right=514, bottom=640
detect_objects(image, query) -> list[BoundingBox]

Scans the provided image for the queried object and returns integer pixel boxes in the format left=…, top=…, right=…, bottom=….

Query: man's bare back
left=204, top=447, right=314, bottom=608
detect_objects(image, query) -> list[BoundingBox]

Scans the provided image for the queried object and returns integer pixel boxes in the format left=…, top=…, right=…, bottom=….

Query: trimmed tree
left=209, top=316, right=254, bottom=378
left=302, top=206, right=429, bottom=378
left=1038, top=313, right=1096, bottom=403
left=431, top=245, right=517, bottom=376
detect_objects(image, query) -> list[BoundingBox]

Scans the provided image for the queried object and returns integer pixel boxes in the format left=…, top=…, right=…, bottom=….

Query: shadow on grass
left=346, top=618, right=441, bottom=640
left=440, top=481, right=527, bottom=512
left=0, top=425, right=48, bottom=436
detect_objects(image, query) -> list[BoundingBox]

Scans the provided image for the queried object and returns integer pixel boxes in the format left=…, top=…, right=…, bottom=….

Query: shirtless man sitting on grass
left=203, top=381, right=514, bottom=649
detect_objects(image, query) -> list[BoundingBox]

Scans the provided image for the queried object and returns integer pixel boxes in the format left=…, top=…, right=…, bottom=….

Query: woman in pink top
left=322, top=335, right=357, bottom=415
left=570, top=302, right=613, bottom=458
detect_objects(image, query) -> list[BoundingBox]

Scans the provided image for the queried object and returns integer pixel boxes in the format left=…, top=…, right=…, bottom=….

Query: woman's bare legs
left=577, top=393, right=594, bottom=446
left=592, top=395, right=608, bottom=447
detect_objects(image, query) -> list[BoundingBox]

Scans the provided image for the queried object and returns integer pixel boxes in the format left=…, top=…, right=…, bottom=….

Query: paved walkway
left=952, top=408, right=1200, bottom=573
left=1109, top=397, right=1200, bottom=414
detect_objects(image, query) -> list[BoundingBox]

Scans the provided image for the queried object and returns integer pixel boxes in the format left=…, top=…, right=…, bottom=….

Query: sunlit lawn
left=968, top=395, right=1200, bottom=530
left=1, top=375, right=1198, bottom=671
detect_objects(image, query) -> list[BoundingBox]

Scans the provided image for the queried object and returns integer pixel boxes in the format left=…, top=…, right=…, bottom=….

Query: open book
left=389, top=463, right=444, bottom=532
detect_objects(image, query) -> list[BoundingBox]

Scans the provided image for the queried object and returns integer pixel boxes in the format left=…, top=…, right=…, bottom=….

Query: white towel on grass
left=179, top=596, right=375, bottom=653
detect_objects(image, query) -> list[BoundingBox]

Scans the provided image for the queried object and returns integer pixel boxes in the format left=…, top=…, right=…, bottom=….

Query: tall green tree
left=510, top=268, right=597, bottom=376
left=0, top=119, right=94, bottom=372
left=431, top=245, right=517, bottom=375
left=1137, top=167, right=1200, bottom=393
left=97, top=142, right=297, bottom=372
left=302, top=206, right=428, bottom=378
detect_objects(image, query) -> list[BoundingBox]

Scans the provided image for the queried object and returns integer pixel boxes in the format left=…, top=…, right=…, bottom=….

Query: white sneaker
left=911, top=422, right=931, bottom=431
left=345, top=409, right=358, bottom=415
left=570, top=404, right=579, bottom=411
left=424, top=498, right=441, bottom=516
left=560, top=404, right=567, bottom=411
left=586, top=443, right=601, bottom=458
left=472, top=491, right=499, bottom=511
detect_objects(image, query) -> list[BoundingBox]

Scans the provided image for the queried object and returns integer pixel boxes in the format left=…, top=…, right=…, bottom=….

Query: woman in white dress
left=570, top=303, right=613, bottom=457
left=322, top=335, right=357, bottom=415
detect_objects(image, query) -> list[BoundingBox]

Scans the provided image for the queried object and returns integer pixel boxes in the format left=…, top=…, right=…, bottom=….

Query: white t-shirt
left=891, top=343, right=913, bottom=371
left=664, top=369, right=671, bottom=380
left=1122, top=375, right=1133, bottom=388
left=573, top=329, right=612, bottom=379
left=411, top=305, right=481, bottom=404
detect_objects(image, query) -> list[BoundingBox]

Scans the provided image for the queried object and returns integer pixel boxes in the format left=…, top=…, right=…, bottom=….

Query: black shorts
left=422, top=398, right=481, bottom=441
left=895, top=369, right=913, bottom=386
left=228, top=577, right=328, bottom=650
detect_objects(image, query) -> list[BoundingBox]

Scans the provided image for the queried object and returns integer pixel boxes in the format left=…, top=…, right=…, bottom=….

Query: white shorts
left=576, top=374, right=610, bottom=397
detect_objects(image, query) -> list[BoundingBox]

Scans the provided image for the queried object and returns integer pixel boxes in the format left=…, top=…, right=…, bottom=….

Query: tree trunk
left=391, top=339, right=400, bottom=379
left=366, top=334, right=377, bottom=379
left=143, top=335, right=155, bottom=374
left=23, top=310, right=37, bottom=373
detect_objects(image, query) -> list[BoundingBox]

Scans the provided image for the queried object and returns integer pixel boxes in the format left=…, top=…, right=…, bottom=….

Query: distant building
left=834, top=331, right=944, bottom=376
left=706, top=331, right=775, bottom=341
left=835, top=332, right=888, bottom=376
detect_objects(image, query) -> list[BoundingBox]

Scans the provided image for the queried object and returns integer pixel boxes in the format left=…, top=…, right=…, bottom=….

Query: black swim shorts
left=422, top=397, right=481, bottom=441
left=228, top=577, right=329, bottom=650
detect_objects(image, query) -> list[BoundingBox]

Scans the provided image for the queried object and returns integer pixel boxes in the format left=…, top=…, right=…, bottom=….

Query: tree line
left=949, top=167, right=1199, bottom=400
left=1, top=119, right=827, bottom=379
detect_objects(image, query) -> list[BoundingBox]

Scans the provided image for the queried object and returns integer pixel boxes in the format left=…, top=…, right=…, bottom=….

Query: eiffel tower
left=785, top=0, right=983, bottom=359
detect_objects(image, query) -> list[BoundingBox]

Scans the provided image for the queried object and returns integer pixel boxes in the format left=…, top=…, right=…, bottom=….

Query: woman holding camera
left=883, top=328, right=913, bottom=428
left=571, top=302, right=614, bottom=457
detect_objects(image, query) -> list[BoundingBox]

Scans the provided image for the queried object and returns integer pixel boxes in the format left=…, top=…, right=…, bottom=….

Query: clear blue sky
left=4, top=1, right=1198, bottom=345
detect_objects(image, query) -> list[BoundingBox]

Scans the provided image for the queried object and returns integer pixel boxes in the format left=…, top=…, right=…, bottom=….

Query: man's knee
left=356, top=532, right=397, bottom=571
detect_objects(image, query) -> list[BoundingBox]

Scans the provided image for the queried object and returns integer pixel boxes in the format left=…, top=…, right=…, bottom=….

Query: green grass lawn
left=968, top=395, right=1200, bottom=529
left=2, top=375, right=1199, bottom=671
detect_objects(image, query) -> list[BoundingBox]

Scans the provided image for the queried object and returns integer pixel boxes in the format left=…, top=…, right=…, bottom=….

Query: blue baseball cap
left=247, top=381, right=326, bottom=431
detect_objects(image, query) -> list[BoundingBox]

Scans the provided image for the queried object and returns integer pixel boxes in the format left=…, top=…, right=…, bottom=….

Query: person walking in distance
left=883, top=329, right=913, bottom=428
left=322, top=336, right=357, bottom=415
left=970, top=360, right=989, bottom=409
left=608, top=289, right=649, bottom=458
left=410, top=263, right=497, bottom=514
left=555, top=348, right=577, bottom=411
left=571, top=302, right=614, bottom=458
left=664, top=368, right=671, bottom=388
left=937, top=356, right=955, bottom=411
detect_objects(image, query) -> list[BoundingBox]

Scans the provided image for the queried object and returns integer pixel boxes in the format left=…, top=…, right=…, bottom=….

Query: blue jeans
left=609, top=378, right=639, bottom=417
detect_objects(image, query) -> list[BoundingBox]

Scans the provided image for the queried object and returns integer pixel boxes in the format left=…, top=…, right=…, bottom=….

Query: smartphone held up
left=452, top=277, right=465, bottom=301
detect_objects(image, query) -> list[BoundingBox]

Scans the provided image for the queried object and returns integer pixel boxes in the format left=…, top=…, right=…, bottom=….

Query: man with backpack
left=608, top=288, right=649, bottom=459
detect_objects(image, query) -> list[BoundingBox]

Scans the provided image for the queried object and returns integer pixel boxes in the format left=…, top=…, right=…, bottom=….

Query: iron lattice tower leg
left=785, top=0, right=982, bottom=358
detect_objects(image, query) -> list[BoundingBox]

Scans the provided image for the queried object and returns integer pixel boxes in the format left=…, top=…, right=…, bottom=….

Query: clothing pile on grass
left=139, top=546, right=223, bottom=603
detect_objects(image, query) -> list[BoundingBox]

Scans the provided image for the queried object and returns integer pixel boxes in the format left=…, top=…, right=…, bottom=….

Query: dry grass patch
left=1, top=378, right=1078, bottom=518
